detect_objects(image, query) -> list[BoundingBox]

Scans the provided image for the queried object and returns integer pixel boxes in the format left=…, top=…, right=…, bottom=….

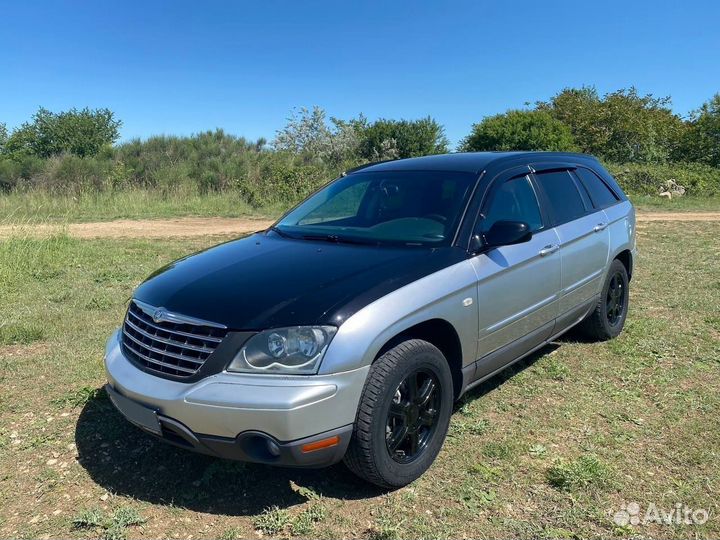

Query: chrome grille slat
left=122, top=329, right=205, bottom=365
left=124, top=317, right=215, bottom=354
left=121, top=300, right=228, bottom=378
left=127, top=309, right=223, bottom=343
left=123, top=340, right=198, bottom=375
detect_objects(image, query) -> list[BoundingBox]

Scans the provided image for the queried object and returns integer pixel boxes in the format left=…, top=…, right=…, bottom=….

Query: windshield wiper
left=300, top=233, right=379, bottom=246
left=269, top=226, right=295, bottom=239
left=270, top=228, right=374, bottom=245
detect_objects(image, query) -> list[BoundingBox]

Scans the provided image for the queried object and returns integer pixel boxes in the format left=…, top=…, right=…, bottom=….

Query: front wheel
left=578, top=259, right=630, bottom=341
left=343, top=339, right=453, bottom=488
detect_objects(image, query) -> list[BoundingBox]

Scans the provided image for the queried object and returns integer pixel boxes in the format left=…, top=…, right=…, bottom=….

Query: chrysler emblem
left=152, top=308, right=167, bottom=324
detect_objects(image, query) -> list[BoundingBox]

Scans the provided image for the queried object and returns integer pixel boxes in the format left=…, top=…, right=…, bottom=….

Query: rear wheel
left=578, top=259, right=630, bottom=341
left=343, top=339, right=453, bottom=488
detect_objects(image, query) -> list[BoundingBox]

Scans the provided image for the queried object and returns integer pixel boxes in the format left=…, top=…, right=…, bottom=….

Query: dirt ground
left=1, top=212, right=719, bottom=239
left=634, top=211, right=720, bottom=222
left=0, top=217, right=275, bottom=239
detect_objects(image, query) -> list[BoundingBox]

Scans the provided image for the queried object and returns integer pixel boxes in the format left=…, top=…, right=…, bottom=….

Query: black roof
left=349, top=151, right=599, bottom=174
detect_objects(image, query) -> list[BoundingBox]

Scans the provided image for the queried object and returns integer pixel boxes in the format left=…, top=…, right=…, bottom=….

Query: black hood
left=133, top=232, right=467, bottom=330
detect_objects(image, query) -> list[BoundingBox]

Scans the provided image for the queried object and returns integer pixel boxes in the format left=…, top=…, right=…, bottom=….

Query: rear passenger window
left=535, top=170, right=587, bottom=225
left=574, top=168, right=619, bottom=209
left=482, top=175, right=543, bottom=232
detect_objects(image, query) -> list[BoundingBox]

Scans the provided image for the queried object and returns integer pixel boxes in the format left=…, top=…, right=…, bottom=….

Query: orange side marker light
left=301, top=435, right=340, bottom=453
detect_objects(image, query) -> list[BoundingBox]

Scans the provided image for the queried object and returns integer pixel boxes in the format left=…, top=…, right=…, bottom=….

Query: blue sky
left=1, top=0, right=718, bottom=147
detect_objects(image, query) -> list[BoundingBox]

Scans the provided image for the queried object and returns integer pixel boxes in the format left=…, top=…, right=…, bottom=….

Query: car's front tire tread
left=344, top=339, right=451, bottom=489
left=343, top=341, right=407, bottom=488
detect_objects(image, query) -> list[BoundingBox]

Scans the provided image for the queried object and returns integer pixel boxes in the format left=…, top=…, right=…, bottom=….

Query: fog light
left=266, top=439, right=281, bottom=457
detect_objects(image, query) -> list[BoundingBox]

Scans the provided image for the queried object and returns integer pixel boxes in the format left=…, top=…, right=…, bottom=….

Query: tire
left=578, top=259, right=630, bottom=341
left=343, top=339, right=453, bottom=489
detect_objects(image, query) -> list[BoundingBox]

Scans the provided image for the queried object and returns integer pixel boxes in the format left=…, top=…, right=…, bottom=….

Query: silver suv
left=104, top=152, right=636, bottom=488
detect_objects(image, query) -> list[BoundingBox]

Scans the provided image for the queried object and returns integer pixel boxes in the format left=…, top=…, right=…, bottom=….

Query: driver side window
left=482, top=175, right=543, bottom=232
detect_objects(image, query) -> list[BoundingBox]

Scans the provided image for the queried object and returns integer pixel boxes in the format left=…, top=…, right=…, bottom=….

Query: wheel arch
left=614, top=248, right=633, bottom=280
left=375, top=318, right=464, bottom=400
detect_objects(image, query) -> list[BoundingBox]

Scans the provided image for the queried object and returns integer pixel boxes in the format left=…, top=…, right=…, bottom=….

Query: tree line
left=0, top=86, right=718, bottom=203
left=464, top=88, right=719, bottom=167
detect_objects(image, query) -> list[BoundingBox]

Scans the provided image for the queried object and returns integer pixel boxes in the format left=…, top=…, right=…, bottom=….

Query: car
left=104, top=151, right=636, bottom=488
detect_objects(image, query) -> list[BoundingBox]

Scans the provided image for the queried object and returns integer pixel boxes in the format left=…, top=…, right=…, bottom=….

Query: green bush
left=539, top=87, right=684, bottom=163
left=357, top=116, right=449, bottom=159
left=5, top=107, right=121, bottom=158
left=50, top=155, right=112, bottom=193
left=239, top=159, right=329, bottom=206
left=2, top=101, right=720, bottom=206
left=460, top=110, right=577, bottom=152
left=0, top=154, right=45, bottom=191
left=0, top=158, right=20, bottom=191
left=149, top=162, right=193, bottom=192
left=607, top=161, right=720, bottom=196
left=0, top=128, right=350, bottom=207
left=679, top=93, right=720, bottom=167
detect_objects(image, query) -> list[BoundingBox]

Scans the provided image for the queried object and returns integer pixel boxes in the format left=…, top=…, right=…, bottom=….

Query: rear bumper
left=104, top=329, right=367, bottom=467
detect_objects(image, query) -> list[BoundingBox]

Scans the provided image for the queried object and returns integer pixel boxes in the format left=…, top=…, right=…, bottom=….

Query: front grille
left=121, top=300, right=228, bottom=378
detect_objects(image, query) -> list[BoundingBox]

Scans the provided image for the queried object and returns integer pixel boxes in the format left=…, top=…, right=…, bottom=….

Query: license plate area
left=106, top=384, right=161, bottom=435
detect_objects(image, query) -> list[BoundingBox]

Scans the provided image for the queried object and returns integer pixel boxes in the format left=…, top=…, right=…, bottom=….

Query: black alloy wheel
left=578, top=258, right=630, bottom=341
left=606, top=271, right=626, bottom=326
left=344, top=339, right=453, bottom=488
left=386, top=369, right=441, bottom=463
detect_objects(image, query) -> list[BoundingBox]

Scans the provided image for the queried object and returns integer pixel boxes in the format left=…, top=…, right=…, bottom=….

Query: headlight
left=227, top=326, right=337, bottom=374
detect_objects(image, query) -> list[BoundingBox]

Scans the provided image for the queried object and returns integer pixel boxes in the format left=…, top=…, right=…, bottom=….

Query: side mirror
left=485, top=220, right=532, bottom=248
left=471, top=220, right=532, bottom=254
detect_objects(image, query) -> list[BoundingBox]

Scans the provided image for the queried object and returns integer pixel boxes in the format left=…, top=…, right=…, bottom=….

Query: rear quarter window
left=534, top=170, right=587, bottom=226
left=574, top=167, right=620, bottom=209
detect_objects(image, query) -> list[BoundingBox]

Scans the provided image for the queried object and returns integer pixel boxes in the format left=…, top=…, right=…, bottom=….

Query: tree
left=0, top=123, right=7, bottom=154
left=594, top=89, right=683, bottom=163
left=3, top=123, right=37, bottom=157
left=273, top=109, right=448, bottom=163
left=4, top=107, right=121, bottom=158
left=536, top=86, right=602, bottom=153
left=681, top=93, right=720, bottom=167
left=357, top=117, right=448, bottom=160
left=273, top=106, right=359, bottom=164
left=460, top=109, right=577, bottom=152
left=539, top=87, right=684, bottom=163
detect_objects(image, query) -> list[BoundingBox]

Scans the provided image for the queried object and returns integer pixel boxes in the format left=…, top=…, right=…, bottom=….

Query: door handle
left=593, top=222, right=608, bottom=232
left=538, top=244, right=559, bottom=256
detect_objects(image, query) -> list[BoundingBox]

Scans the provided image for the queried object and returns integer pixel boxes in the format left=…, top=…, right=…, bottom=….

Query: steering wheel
left=424, top=213, right=447, bottom=223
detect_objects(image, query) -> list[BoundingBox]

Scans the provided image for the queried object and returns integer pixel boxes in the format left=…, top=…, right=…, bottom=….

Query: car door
left=531, top=166, right=610, bottom=324
left=469, top=168, right=561, bottom=380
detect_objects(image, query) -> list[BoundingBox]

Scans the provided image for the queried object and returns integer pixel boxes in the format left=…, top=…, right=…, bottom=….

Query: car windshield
left=274, top=170, right=478, bottom=246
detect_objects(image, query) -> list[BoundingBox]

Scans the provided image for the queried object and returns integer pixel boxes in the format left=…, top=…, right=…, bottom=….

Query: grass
left=72, top=506, right=145, bottom=540
left=72, top=507, right=104, bottom=529
left=546, top=455, right=612, bottom=491
left=0, top=189, right=718, bottom=226
left=1, top=218, right=719, bottom=538
left=253, top=506, right=292, bottom=535
left=51, top=386, right=104, bottom=409
left=629, top=194, right=720, bottom=212
left=0, top=323, right=45, bottom=345
left=0, top=188, right=283, bottom=223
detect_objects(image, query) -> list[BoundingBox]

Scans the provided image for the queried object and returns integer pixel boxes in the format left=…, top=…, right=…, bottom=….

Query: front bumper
left=104, top=329, right=368, bottom=466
